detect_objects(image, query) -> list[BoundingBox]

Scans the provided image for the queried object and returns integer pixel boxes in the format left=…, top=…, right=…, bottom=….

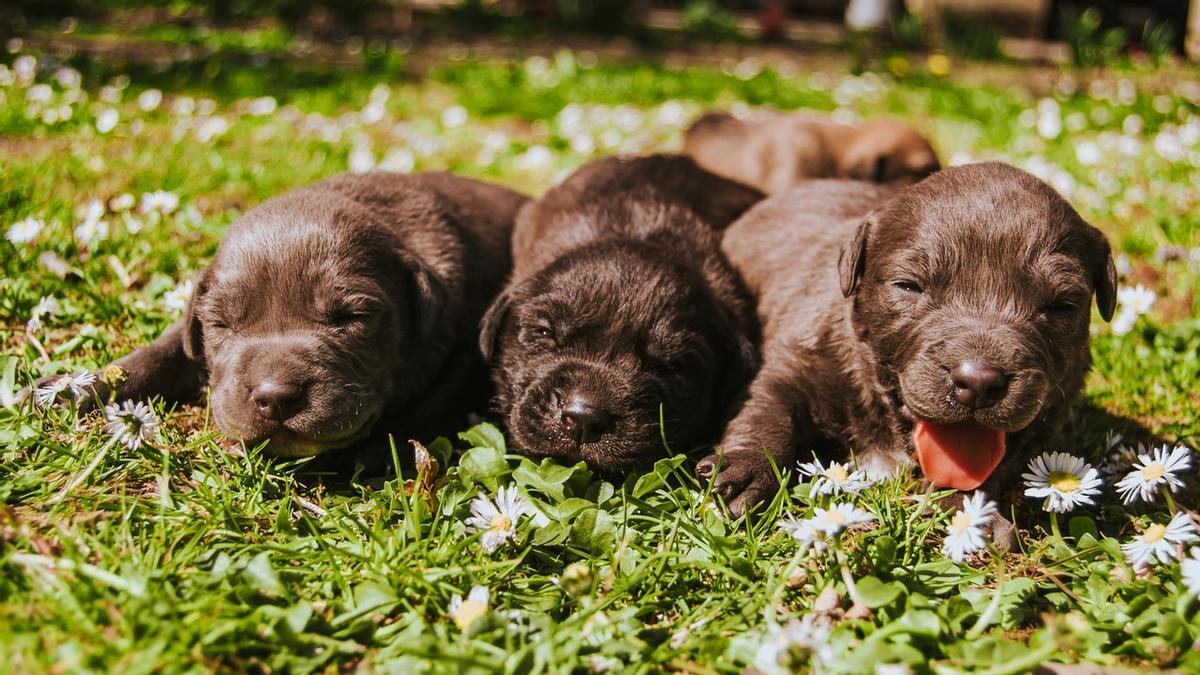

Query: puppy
left=480, top=155, right=762, bottom=472
left=683, top=112, right=940, bottom=194
left=699, top=163, right=1117, bottom=514
left=36, top=172, right=527, bottom=460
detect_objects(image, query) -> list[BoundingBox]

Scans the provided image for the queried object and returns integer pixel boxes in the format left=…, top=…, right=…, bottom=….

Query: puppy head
left=839, top=118, right=940, bottom=185
left=185, top=189, right=446, bottom=457
left=839, top=162, right=1116, bottom=488
left=481, top=242, right=754, bottom=472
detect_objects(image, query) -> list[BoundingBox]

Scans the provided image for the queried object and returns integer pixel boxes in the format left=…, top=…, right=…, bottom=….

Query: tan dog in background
left=683, top=112, right=940, bottom=193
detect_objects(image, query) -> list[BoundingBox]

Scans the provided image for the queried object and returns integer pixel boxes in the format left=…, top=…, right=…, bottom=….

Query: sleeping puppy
left=699, top=163, right=1117, bottom=515
left=683, top=112, right=940, bottom=194
left=34, top=172, right=526, bottom=460
left=480, top=155, right=762, bottom=472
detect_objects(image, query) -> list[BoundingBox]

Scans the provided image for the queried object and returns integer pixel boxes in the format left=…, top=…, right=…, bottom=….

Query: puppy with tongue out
left=698, top=163, right=1118, bottom=515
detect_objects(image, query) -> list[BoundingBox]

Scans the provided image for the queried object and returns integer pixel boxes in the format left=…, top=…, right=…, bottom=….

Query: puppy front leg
left=697, top=370, right=800, bottom=517
left=25, top=322, right=206, bottom=410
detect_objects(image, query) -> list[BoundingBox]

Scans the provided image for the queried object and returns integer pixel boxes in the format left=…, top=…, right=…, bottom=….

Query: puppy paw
left=696, top=449, right=782, bottom=518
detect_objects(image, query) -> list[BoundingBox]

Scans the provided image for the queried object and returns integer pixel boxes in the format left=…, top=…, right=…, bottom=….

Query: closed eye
left=893, top=280, right=923, bottom=294
left=1041, top=299, right=1078, bottom=315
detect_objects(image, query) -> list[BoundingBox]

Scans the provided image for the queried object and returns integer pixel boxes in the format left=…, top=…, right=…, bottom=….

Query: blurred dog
left=683, top=112, right=940, bottom=193
left=699, top=163, right=1116, bottom=515
left=34, top=172, right=526, bottom=460
left=481, top=154, right=762, bottom=472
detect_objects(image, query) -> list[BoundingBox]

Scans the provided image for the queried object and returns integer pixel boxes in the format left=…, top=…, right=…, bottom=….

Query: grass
left=2, top=30, right=1200, bottom=673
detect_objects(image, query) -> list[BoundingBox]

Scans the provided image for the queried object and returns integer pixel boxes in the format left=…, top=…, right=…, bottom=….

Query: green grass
left=2, top=35, right=1200, bottom=673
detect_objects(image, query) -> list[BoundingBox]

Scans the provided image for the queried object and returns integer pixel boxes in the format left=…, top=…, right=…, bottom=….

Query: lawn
left=2, top=30, right=1200, bottom=673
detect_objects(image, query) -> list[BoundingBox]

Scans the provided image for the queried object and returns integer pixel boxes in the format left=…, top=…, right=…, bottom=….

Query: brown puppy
left=481, top=154, right=762, bottom=472
left=683, top=112, right=940, bottom=194
left=38, top=171, right=526, bottom=460
left=699, top=163, right=1116, bottom=515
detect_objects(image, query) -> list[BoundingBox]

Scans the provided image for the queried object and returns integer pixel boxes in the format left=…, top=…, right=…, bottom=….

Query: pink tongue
left=913, top=419, right=1006, bottom=490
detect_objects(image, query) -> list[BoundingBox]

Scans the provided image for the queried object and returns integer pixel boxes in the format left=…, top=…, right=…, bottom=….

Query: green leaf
left=458, top=422, right=506, bottom=454
left=856, top=576, right=904, bottom=609
left=1069, top=516, right=1099, bottom=540
left=243, top=552, right=287, bottom=598
left=513, top=458, right=584, bottom=500
left=457, top=444, right=509, bottom=490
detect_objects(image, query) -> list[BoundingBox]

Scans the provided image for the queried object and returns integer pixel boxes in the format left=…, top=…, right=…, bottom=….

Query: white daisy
left=1022, top=452, right=1102, bottom=512
left=6, top=217, right=43, bottom=245
left=162, top=278, right=194, bottom=314
left=942, top=492, right=999, bottom=562
left=1115, top=444, right=1193, bottom=504
left=68, top=371, right=97, bottom=399
left=798, top=457, right=870, bottom=495
left=448, top=585, right=489, bottom=630
left=1181, top=548, right=1200, bottom=596
left=34, top=376, right=71, bottom=406
left=95, top=108, right=119, bottom=133
left=1121, top=512, right=1198, bottom=570
left=809, top=503, right=875, bottom=537
left=778, top=514, right=827, bottom=552
left=1117, top=284, right=1156, bottom=316
left=74, top=211, right=109, bottom=246
left=108, top=193, right=135, bottom=212
left=753, top=614, right=834, bottom=675
left=1110, top=308, right=1137, bottom=336
left=27, top=295, right=60, bottom=333
left=103, top=400, right=160, bottom=451
left=465, top=485, right=541, bottom=553
left=140, top=190, right=179, bottom=215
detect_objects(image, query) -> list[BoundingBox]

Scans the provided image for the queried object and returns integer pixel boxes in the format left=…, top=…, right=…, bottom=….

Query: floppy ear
left=399, top=249, right=451, bottom=344
left=478, top=286, right=513, bottom=362
left=838, top=212, right=875, bottom=297
left=181, top=268, right=207, bottom=361
left=1086, top=225, right=1118, bottom=322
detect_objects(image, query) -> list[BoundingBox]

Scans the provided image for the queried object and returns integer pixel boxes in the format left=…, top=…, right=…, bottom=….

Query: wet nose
left=560, top=395, right=614, bottom=444
left=251, top=380, right=305, bottom=421
left=950, top=361, right=1008, bottom=410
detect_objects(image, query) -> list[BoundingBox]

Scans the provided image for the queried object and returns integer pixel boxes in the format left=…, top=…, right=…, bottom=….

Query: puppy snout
left=560, top=395, right=615, bottom=444
left=949, top=361, right=1008, bottom=410
left=251, top=379, right=306, bottom=422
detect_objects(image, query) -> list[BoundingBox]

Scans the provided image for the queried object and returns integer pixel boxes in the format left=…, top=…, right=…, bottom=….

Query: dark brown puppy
left=683, top=112, right=940, bottom=194
left=700, top=163, right=1116, bottom=515
left=481, top=154, right=762, bottom=472
left=41, top=171, right=526, bottom=460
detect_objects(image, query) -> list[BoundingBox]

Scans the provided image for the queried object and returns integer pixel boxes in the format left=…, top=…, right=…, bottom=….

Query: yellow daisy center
left=1048, top=471, right=1081, bottom=493
left=454, top=600, right=487, bottom=629
left=950, top=512, right=972, bottom=536
left=1141, top=464, right=1165, bottom=482
left=826, top=465, right=849, bottom=483
left=823, top=512, right=849, bottom=526
left=1142, top=523, right=1167, bottom=544
left=489, top=514, right=513, bottom=533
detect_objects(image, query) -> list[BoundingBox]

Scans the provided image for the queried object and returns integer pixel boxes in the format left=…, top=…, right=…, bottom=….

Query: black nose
left=560, top=396, right=614, bottom=444
left=251, top=380, right=305, bottom=421
left=950, top=361, right=1008, bottom=410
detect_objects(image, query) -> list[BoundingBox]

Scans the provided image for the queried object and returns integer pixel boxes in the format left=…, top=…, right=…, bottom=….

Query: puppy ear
left=400, top=250, right=451, bottom=344
left=838, top=212, right=875, bottom=297
left=181, top=268, right=207, bottom=361
left=846, top=155, right=887, bottom=183
left=1086, top=225, right=1118, bottom=322
left=479, top=286, right=513, bottom=362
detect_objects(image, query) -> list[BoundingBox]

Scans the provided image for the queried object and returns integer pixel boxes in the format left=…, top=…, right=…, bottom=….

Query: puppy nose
left=251, top=380, right=305, bottom=421
left=560, top=396, right=613, bottom=444
left=950, top=362, right=1008, bottom=410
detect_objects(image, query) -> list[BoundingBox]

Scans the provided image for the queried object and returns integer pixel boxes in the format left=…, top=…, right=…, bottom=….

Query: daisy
left=1121, top=512, right=1198, bottom=570
left=74, top=213, right=109, bottom=246
left=140, top=190, right=180, bottom=215
left=753, top=614, right=834, bottom=675
left=34, top=376, right=70, bottom=406
left=1114, top=444, right=1192, bottom=504
left=103, top=400, right=160, bottom=451
left=1181, top=548, right=1200, bottom=596
left=67, top=371, right=97, bottom=399
left=1117, top=284, right=1156, bottom=316
left=448, top=585, right=489, bottom=630
left=942, top=492, right=999, bottom=562
left=798, top=457, right=870, bottom=495
left=778, top=514, right=827, bottom=553
left=162, top=279, right=194, bottom=314
left=6, top=217, right=43, bottom=245
left=1022, top=452, right=1102, bottom=512
left=809, top=503, right=875, bottom=537
left=108, top=193, right=135, bottom=212
left=26, top=295, right=60, bottom=333
left=465, top=485, right=541, bottom=553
